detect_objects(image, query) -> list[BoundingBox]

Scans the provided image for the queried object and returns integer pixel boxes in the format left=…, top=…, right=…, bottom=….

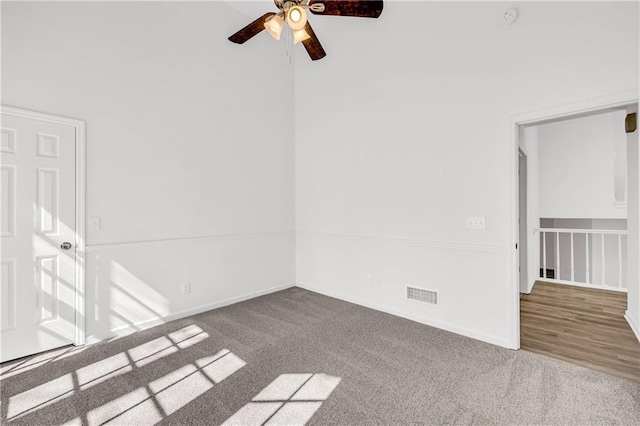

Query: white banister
left=536, top=228, right=628, bottom=235
left=535, top=227, right=627, bottom=292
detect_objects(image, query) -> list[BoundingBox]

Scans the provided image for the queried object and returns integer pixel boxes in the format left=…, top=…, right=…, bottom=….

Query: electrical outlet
left=466, top=217, right=487, bottom=229
left=368, top=276, right=383, bottom=288
left=181, top=282, right=191, bottom=295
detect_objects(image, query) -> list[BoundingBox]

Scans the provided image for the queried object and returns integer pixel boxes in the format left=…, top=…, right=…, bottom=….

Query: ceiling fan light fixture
left=292, top=27, right=311, bottom=44
left=287, top=5, right=307, bottom=31
left=228, top=0, right=384, bottom=61
left=264, top=14, right=285, bottom=40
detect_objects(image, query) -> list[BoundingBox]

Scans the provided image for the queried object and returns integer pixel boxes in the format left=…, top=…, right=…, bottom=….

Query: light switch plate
left=181, top=283, right=191, bottom=295
left=467, top=217, right=487, bottom=229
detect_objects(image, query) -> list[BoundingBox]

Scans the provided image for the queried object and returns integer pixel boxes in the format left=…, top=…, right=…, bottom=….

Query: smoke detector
left=500, top=8, right=518, bottom=27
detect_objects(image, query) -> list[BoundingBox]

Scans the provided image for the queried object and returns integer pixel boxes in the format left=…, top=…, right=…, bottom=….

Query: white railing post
left=570, top=232, right=574, bottom=282
left=556, top=232, right=560, bottom=280
left=601, top=233, right=606, bottom=286
left=585, top=234, right=590, bottom=284
left=542, top=232, right=547, bottom=278
left=618, top=234, right=623, bottom=288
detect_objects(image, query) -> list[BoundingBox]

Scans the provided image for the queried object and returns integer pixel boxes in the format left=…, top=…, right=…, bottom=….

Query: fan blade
left=301, top=23, right=327, bottom=61
left=309, top=0, right=383, bottom=18
left=228, top=12, right=275, bottom=44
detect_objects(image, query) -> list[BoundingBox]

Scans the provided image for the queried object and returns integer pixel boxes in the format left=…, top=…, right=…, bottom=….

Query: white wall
left=294, top=1, right=639, bottom=347
left=519, top=126, right=539, bottom=293
left=3, top=1, right=639, bottom=349
left=538, top=110, right=628, bottom=219
left=1, top=1, right=296, bottom=340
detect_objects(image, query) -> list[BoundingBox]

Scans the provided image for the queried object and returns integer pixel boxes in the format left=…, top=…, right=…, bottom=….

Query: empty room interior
left=0, top=1, right=639, bottom=425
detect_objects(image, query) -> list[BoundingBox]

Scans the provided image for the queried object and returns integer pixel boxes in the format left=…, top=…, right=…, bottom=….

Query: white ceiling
left=225, top=1, right=276, bottom=19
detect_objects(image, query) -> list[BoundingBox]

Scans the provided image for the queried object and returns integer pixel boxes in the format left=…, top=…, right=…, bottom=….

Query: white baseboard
left=85, top=283, right=295, bottom=344
left=624, top=310, right=640, bottom=343
left=296, top=282, right=514, bottom=350
left=524, top=278, right=536, bottom=294
left=537, top=278, right=627, bottom=293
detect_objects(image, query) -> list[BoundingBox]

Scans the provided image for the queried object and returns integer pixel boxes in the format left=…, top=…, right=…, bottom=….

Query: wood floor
left=520, top=281, right=640, bottom=383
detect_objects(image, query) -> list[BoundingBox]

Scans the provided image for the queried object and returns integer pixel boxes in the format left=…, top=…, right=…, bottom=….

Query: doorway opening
left=510, top=92, right=640, bottom=382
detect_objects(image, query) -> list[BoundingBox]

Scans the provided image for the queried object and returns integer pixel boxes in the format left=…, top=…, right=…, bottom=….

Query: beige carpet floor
left=1, top=287, right=639, bottom=425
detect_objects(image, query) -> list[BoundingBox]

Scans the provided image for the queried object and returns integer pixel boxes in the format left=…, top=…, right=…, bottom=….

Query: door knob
left=60, top=242, right=73, bottom=250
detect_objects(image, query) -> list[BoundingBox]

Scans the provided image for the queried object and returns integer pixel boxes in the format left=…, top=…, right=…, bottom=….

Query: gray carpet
left=1, top=287, right=639, bottom=425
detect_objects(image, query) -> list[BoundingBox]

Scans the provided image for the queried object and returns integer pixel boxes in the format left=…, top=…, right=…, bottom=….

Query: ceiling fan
left=228, top=0, right=384, bottom=61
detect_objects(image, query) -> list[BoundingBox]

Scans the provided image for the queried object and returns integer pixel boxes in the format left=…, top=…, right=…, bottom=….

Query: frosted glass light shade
left=293, top=28, right=311, bottom=44
left=264, top=14, right=285, bottom=40
left=287, top=6, right=307, bottom=31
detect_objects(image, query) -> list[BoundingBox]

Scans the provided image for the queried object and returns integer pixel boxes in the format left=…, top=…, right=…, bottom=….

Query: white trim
left=524, top=278, right=535, bottom=295
left=1, top=105, right=87, bottom=347
left=297, top=282, right=513, bottom=349
left=296, top=230, right=509, bottom=253
left=613, top=202, right=628, bottom=209
left=624, top=310, right=640, bottom=343
left=536, top=278, right=627, bottom=293
left=509, top=90, right=640, bottom=350
left=85, top=282, right=295, bottom=344
left=512, top=90, right=639, bottom=127
left=86, top=230, right=295, bottom=249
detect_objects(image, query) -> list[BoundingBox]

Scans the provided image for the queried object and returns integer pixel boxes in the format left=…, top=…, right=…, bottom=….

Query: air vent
left=407, top=286, right=438, bottom=305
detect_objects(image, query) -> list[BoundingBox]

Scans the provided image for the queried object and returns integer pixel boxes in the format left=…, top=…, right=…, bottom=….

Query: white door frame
left=518, top=148, right=528, bottom=294
left=1, top=105, right=87, bottom=346
left=508, top=90, right=639, bottom=349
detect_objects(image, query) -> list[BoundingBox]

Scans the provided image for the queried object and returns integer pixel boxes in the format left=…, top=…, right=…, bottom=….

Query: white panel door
left=1, top=112, right=77, bottom=362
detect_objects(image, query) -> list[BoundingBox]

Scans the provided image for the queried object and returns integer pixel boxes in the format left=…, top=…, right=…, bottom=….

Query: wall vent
left=406, top=286, right=438, bottom=305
